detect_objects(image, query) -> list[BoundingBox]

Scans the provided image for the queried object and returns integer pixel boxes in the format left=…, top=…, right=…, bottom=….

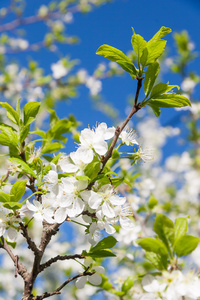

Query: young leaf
left=137, top=237, right=169, bottom=256
left=0, top=192, right=10, bottom=203
left=24, top=102, right=40, bottom=125
left=96, top=44, right=132, bottom=63
left=174, top=217, right=188, bottom=244
left=131, top=33, right=147, bottom=60
left=150, top=83, right=179, bottom=98
left=116, top=60, right=138, bottom=77
left=148, top=94, right=191, bottom=108
left=84, top=160, right=101, bottom=181
left=121, top=276, right=135, bottom=293
left=174, top=235, right=199, bottom=257
left=144, top=62, right=160, bottom=97
left=145, top=251, right=168, bottom=270
left=90, top=236, right=117, bottom=252
left=141, top=40, right=166, bottom=67
left=0, top=124, right=18, bottom=146
left=20, top=124, right=32, bottom=143
left=153, top=214, right=174, bottom=254
left=41, top=142, right=64, bottom=154
left=9, top=157, right=37, bottom=178
left=147, top=103, right=161, bottom=117
left=83, top=249, right=116, bottom=258
left=10, top=180, right=27, bottom=202
left=3, top=202, right=22, bottom=210
left=0, top=102, right=19, bottom=125
left=150, top=26, right=172, bottom=42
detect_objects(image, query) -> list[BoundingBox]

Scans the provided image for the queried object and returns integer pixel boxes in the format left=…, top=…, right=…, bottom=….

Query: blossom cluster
left=136, top=271, right=200, bottom=300
left=23, top=123, right=139, bottom=244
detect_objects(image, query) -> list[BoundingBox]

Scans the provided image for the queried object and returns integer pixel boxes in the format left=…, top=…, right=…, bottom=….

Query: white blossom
left=51, top=60, right=69, bottom=79
left=119, top=128, right=139, bottom=146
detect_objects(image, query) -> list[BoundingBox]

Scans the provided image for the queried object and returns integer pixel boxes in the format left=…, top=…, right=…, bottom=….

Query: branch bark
left=101, top=77, right=143, bottom=170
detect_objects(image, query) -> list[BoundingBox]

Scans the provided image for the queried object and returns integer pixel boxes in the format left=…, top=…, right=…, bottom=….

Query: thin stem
left=0, top=236, right=28, bottom=281
left=101, top=77, right=143, bottom=171
left=33, top=270, right=95, bottom=300
left=39, top=254, right=85, bottom=273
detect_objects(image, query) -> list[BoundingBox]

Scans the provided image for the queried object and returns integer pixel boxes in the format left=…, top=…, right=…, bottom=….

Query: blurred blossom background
left=0, top=0, right=200, bottom=299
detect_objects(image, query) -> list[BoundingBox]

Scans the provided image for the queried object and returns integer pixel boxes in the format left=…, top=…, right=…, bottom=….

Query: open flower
left=119, top=128, right=139, bottom=146
left=78, top=123, right=115, bottom=163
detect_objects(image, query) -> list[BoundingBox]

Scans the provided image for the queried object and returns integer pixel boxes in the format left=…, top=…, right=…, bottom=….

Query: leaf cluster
left=96, top=26, right=191, bottom=116
left=137, top=214, right=199, bottom=270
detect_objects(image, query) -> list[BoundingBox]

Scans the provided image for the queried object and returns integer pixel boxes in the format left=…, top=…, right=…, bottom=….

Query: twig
left=0, top=236, right=28, bottom=280
left=39, top=254, right=85, bottom=273
left=1, top=170, right=10, bottom=182
left=33, top=269, right=95, bottom=300
left=19, top=222, right=40, bottom=256
left=101, top=77, right=143, bottom=171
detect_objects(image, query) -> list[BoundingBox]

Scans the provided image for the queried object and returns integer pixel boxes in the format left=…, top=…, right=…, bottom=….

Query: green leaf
left=90, top=236, right=117, bottom=252
left=3, top=202, right=22, bottom=210
left=174, top=235, right=199, bottom=257
left=131, top=33, right=147, bottom=59
left=116, top=60, right=138, bottom=77
left=149, top=94, right=191, bottom=108
left=148, top=196, right=158, bottom=209
left=10, top=180, right=27, bottom=202
left=9, top=157, right=37, bottom=178
left=141, top=40, right=166, bottom=67
left=140, top=26, right=171, bottom=67
left=121, top=276, right=135, bottom=293
left=145, top=251, right=168, bottom=270
left=0, top=134, right=14, bottom=146
left=144, top=62, right=160, bottom=97
left=150, top=83, right=179, bottom=98
left=150, top=26, right=172, bottom=42
left=0, top=124, right=18, bottom=146
left=24, top=102, right=40, bottom=125
left=174, top=217, right=188, bottom=245
left=84, top=160, right=101, bottom=181
left=0, top=102, right=19, bottom=125
left=0, top=192, right=10, bottom=203
left=153, top=214, right=174, bottom=254
left=147, top=100, right=169, bottom=116
left=75, top=175, right=89, bottom=182
left=31, top=129, right=46, bottom=138
left=41, top=142, right=64, bottom=154
left=20, top=124, right=30, bottom=143
left=137, top=237, right=169, bottom=256
left=111, top=177, right=124, bottom=188
left=96, top=44, right=132, bottom=63
left=84, top=249, right=116, bottom=258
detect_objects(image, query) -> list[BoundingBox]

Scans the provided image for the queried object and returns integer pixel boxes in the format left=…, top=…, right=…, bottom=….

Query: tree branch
left=33, top=269, right=95, bottom=300
left=101, top=77, right=143, bottom=170
left=0, top=236, right=28, bottom=280
left=19, top=223, right=40, bottom=256
left=39, top=254, right=85, bottom=273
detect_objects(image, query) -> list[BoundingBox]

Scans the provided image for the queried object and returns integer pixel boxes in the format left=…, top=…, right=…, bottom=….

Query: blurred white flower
left=51, top=60, right=69, bottom=79
left=181, top=77, right=196, bottom=92
left=86, top=76, right=102, bottom=96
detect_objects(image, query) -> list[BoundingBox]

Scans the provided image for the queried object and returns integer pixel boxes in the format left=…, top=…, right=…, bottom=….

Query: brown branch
left=19, top=222, right=40, bottom=256
left=33, top=269, right=95, bottom=300
left=0, top=5, right=80, bottom=33
left=101, top=77, right=143, bottom=171
left=39, top=254, right=85, bottom=273
left=1, top=170, right=10, bottom=182
left=0, top=236, right=28, bottom=280
left=22, top=222, right=61, bottom=298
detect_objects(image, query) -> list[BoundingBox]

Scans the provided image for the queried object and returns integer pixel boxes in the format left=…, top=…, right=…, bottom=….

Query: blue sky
left=3, top=0, right=200, bottom=154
